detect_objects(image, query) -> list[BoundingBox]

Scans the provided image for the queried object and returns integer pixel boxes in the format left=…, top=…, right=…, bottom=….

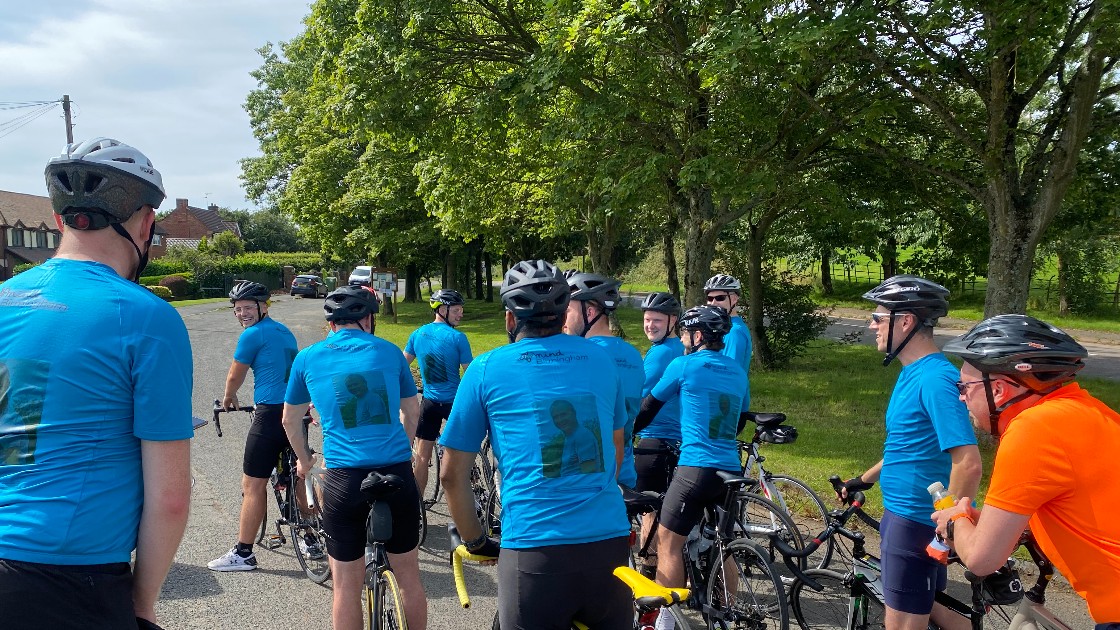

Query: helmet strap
left=981, top=374, right=1039, bottom=440
left=508, top=319, right=526, bottom=344
left=581, top=302, right=604, bottom=338
left=110, top=218, right=152, bottom=283
left=881, top=311, right=920, bottom=366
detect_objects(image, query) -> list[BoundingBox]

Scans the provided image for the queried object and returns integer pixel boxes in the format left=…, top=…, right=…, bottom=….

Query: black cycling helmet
left=229, top=280, right=270, bottom=303
left=324, top=285, right=380, bottom=328
left=501, top=260, right=569, bottom=342
left=943, top=315, right=1086, bottom=438
left=567, top=272, right=621, bottom=337
left=640, top=292, right=681, bottom=316
left=704, top=274, right=741, bottom=294
left=562, top=268, right=580, bottom=280
left=680, top=305, right=731, bottom=352
left=44, top=137, right=166, bottom=282
left=430, top=289, right=465, bottom=326
left=863, top=275, right=950, bottom=366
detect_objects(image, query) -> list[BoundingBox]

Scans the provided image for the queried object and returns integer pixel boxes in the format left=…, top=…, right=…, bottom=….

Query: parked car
left=348, top=265, right=373, bottom=287
left=291, top=274, right=327, bottom=298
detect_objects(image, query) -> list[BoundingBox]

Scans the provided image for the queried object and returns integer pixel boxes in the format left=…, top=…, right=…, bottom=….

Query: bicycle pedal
left=263, top=535, right=285, bottom=550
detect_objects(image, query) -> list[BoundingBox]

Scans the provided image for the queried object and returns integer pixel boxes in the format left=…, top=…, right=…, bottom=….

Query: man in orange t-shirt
left=935, top=315, right=1120, bottom=628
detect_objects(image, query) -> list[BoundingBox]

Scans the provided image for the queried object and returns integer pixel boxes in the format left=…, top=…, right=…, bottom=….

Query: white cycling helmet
left=45, top=137, right=166, bottom=230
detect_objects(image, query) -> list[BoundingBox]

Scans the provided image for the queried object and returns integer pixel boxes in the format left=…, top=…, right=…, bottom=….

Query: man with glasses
left=934, top=315, right=1120, bottom=629
left=703, top=274, right=752, bottom=375
left=840, top=275, right=981, bottom=630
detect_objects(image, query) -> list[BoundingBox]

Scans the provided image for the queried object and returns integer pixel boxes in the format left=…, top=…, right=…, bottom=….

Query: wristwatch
left=946, top=512, right=972, bottom=541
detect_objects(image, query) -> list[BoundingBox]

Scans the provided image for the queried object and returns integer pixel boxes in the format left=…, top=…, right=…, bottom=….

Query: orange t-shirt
left=984, top=383, right=1120, bottom=623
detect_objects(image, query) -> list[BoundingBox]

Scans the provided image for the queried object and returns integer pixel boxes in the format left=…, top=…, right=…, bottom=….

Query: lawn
left=368, top=299, right=1120, bottom=514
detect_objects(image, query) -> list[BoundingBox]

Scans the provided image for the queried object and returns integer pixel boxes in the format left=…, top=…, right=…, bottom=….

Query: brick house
left=0, top=189, right=175, bottom=280
left=156, top=199, right=241, bottom=250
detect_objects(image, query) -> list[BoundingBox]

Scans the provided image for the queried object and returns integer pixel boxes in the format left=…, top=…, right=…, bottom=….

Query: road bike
left=739, top=412, right=832, bottom=572
left=210, top=399, right=331, bottom=584
left=771, top=476, right=1069, bottom=630
left=360, top=471, right=411, bottom=630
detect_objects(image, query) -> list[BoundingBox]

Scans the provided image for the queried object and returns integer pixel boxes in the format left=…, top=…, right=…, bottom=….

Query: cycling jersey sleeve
left=232, top=325, right=262, bottom=365
left=404, top=330, right=417, bottom=357
left=439, top=356, right=488, bottom=453
left=650, top=355, right=685, bottom=402
left=283, top=349, right=312, bottom=406
left=921, top=367, right=976, bottom=452
left=458, top=332, right=473, bottom=366
left=132, top=304, right=194, bottom=441
left=612, top=373, right=627, bottom=431
left=397, top=350, right=419, bottom=398
left=641, top=345, right=664, bottom=398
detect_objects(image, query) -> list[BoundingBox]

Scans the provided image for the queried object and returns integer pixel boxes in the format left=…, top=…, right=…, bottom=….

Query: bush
left=12, top=262, right=40, bottom=275
left=143, top=259, right=190, bottom=276
left=145, top=285, right=173, bottom=300
left=159, top=274, right=194, bottom=298
left=759, top=268, right=830, bottom=369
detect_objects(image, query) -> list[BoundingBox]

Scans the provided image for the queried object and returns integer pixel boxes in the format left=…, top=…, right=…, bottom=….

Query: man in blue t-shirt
left=403, top=289, right=472, bottom=499
left=564, top=272, right=643, bottom=489
left=0, top=137, right=193, bottom=629
left=440, top=260, right=631, bottom=630
left=839, top=275, right=982, bottom=630
left=281, top=286, right=426, bottom=630
left=634, top=305, right=746, bottom=630
left=207, top=280, right=299, bottom=572
left=703, top=274, right=752, bottom=376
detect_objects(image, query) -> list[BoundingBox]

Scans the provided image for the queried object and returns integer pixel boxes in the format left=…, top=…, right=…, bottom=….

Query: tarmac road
left=156, top=296, right=1096, bottom=629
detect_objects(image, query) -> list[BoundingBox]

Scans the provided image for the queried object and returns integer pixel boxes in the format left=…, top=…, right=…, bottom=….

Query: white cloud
left=0, top=0, right=310, bottom=210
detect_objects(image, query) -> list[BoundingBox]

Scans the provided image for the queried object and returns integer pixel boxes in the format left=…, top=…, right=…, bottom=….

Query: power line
left=0, top=100, right=58, bottom=109
left=0, top=102, right=59, bottom=141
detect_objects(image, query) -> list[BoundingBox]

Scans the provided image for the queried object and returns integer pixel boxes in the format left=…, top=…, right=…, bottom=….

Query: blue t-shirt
left=285, top=329, right=417, bottom=468
left=722, top=316, right=753, bottom=378
left=879, top=353, right=977, bottom=524
left=639, top=337, right=684, bottom=441
left=587, top=335, right=643, bottom=488
left=0, top=259, right=194, bottom=565
left=404, top=321, right=473, bottom=403
left=652, top=350, right=746, bottom=471
left=234, top=316, right=298, bottom=404
left=440, top=334, right=629, bottom=549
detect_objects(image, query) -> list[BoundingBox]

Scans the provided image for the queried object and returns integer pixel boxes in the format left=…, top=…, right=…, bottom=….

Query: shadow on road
left=162, top=562, right=224, bottom=600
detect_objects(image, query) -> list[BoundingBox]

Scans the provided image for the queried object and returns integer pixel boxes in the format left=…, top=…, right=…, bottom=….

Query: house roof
left=0, top=190, right=57, bottom=230
left=166, top=237, right=202, bottom=249
left=6, top=246, right=55, bottom=265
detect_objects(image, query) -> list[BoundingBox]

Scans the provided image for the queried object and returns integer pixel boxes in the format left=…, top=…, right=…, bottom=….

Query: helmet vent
left=112, top=156, right=136, bottom=164
left=83, top=173, right=104, bottom=193
left=57, top=171, right=72, bottom=192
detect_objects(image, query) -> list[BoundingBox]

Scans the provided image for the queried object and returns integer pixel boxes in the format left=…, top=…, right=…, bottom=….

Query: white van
left=348, top=265, right=372, bottom=286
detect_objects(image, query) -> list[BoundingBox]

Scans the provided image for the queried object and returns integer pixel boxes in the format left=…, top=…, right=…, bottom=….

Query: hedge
left=145, top=285, right=173, bottom=300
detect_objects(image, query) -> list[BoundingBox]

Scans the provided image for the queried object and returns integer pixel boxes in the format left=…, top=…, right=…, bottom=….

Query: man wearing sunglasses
left=703, top=274, right=752, bottom=376
left=934, top=315, right=1120, bottom=629
left=841, top=275, right=982, bottom=630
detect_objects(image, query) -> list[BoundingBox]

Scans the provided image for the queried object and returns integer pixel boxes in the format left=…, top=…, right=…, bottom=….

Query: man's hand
left=465, top=536, right=500, bottom=566
left=932, top=496, right=979, bottom=540
left=222, top=393, right=239, bottom=411
left=837, top=476, right=874, bottom=501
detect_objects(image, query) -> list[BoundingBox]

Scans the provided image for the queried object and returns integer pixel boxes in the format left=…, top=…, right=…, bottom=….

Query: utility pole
left=61, top=95, right=74, bottom=144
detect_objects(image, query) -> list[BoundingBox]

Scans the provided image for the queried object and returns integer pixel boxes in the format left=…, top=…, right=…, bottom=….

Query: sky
left=0, top=0, right=311, bottom=210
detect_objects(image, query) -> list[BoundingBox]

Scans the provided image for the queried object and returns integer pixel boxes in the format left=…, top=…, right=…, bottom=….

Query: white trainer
left=207, top=547, right=258, bottom=572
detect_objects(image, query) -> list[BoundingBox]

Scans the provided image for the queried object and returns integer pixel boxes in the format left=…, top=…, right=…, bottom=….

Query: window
left=7, top=228, right=23, bottom=247
left=24, top=230, right=34, bottom=248
left=152, top=234, right=163, bottom=246
left=34, top=231, right=46, bottom=248
left=47, top=232, right=58, bottom=248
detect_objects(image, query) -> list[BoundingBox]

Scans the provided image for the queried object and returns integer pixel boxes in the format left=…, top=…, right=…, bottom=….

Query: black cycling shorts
left=320, top=461, right=421, bottom=561
left=415, top=398, right=453, bottom=442
left=633, top=438, right=678, bottom=494
left=0, top=558, right=135, bottom=629
left=242, top=403, right=291, bottom=478
left=658, top=466, right=730, bottom=536
left=497, top=536, right=631, bottom=630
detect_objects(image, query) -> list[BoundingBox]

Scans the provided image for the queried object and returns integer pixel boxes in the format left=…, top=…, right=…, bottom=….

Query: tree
left=211, top=231, right=245, bottom=257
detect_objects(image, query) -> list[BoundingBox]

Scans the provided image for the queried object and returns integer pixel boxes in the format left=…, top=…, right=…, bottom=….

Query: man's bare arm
left=132, top=439, right=191, bottom=624
left=400, top=395, right=419, bottom=442
left=946, top=444, right=983, bottom=501
left=222, top=361, right=250, bottom=409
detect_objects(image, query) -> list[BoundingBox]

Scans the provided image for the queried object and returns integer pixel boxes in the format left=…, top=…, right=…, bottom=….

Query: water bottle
left=926, top=482, right=954, bottom=564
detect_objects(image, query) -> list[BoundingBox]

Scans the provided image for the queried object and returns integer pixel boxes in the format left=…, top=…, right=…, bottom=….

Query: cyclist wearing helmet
left=0, top=138, right=192, bottom=628
left=281, top=285, right=425, bottom=630
left=934, top=315, right=1120, bottom=627
left=440, top=260, right=631, bottom=630
left=403, top=289, right=473, bottom=497
left=207, top=281, right=299, bottom=572
left=703, top=274, right=752, bottom=374
left=566, top=272, right=643, bottom=489
left=634, top=305, right=746, bottom=627
left=843, top=275, right=981, bottom=630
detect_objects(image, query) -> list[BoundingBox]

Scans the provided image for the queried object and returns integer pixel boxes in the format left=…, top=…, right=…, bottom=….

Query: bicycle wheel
left=705, top=538, right=789, bottom=630
left=292, top=471, right=331, bottom=584
left=790, top=569, right=883, bottom=630
left=484, top=484, right=502, bottom=538
left=424, top=444, right=443, bottom=505
left=417, top=494, right=429, bottom=548
left=764, top=475, right=833, bottom=570
left=366, top=569, right=409, bottom=630
left=737, top=491, right=806, bottom=584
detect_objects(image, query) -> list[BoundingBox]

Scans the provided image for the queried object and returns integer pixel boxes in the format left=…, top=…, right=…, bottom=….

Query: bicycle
left=738, top=412, right=833, bottom=571
left=771, top=476, right=1063, bottom=630
left=360, top=471, right=411, bottom=630
left=449, top=525, right=698, bottom=629
left=421, top=437, right=496, bottom=543
left=210, top=399, right=331, bottom=584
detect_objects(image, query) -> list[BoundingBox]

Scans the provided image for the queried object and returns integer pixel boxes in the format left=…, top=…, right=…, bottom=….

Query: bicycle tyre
left=484, top=484, right=502, bottom=538
left=366, top=568, right=409, bottom=630
left=765, top=475, right=833, bottom=570
left=424, top=444, right=444, bottom=505
left=705, top=538, right=789, bottom=630
left=417, top=494, right=428, bottom=548
left=292, top=470, right=331, bottom=584
left=790, top=569, right=883, bottom=630
left=737, top=491, right=807, bottom=583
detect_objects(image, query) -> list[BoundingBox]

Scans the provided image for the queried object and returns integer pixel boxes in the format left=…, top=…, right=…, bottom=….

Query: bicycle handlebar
left=211, top=399, right=255, bottom=438
left=447, top=525, right=498, bottom=609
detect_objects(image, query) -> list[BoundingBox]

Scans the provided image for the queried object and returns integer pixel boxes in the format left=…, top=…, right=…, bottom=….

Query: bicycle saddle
left=621, top=486, right=662, bottom=516
left=715, top=470, right=758, bottom=491
left=361, top=472, right=404, bottom=500
left=742, top=411, right=786, bottom=428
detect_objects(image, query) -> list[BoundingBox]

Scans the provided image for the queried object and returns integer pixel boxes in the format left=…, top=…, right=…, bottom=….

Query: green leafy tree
left=211, top=231, right=246, bottom=257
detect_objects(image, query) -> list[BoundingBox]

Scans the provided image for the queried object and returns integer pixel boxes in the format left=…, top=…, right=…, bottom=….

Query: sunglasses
left=954, top=380, right=985, bottom=395
left=870, top=312, right=889, bottom=324
left=706, top=294, right=729, bottom=303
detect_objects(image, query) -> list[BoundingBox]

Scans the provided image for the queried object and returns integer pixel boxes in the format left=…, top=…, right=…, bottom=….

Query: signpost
left=372, top=267, right=398, bottom=323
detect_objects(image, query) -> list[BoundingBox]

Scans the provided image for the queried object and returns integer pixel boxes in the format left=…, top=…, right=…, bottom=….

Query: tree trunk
left=745, top=223, right=771, bottom=368
left=1057, top=251, right=1069, bottom=316
left=485, top=251, right=494, bottom=302
left=982, top=192, right=1040, bottom=316
left=475, top=243, right=484, bottom=300
left=682, top=189, right=721, bottom=307
left=404, top=262, right=419, bottom=302
left=664, top=219, right=681, bottom=300
left=881, top=235, right=898, bottom=281
left=820, top=249, right=834, bottom=296
left=443, top=251, right=457, bottom=291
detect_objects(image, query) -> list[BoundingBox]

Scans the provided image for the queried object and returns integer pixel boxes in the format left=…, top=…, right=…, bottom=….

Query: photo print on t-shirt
left=707, top=392, right=741, bottom=440
left=334, top=371, right=391, bottom=428
left=538, top=395, right=605, bottom=478
left=423, top=352, right=449, bottom=384
left=0, top=358, right=48, bottom=466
